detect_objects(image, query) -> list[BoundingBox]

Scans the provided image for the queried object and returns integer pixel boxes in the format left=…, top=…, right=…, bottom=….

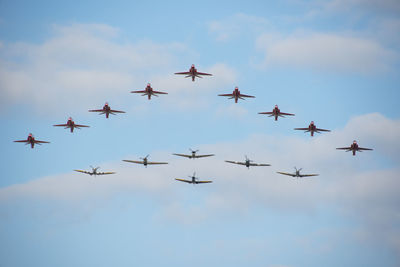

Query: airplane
left=172, top=149, right=215, bottom=159
left=74, top=166, right=116, bottom=176
left=225, top=156, right=271, bottom=169
left=294, top=121, right=330, bottom=137
left=53, top=117, right=90, bottom=133
left=218, top=87, right=255, bottom=103
left=14, top=133, right=50, bottom=148
left=130, top=83, right=168, bottom=100
left=258, top=105, right=295, bottom=121
left=122, top=155, right=168, bottom=167
left=336, top=140, right=373, bottom=156
left=276, top=167, right=319, bottom=178
left=175, top=172, right=212, bottom=184
left=89, top=102, right=125, bottom=118
left=174, top=64, right=212, bottom=82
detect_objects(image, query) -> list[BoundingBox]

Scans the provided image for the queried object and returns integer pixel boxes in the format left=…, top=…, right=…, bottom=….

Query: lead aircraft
left=218, top=87, right=255, bottom=103
left=174, top=64, right=212, bottom=82
left=175, top=172, right=212, bottom=184
left=225, top=156, right=271, bottom=169
left=123, top=155, right=168, bottom=167
left=14, top=133, right=50, bottom=148
left=89, top=102, right=125, bottom=118
left=173, top=149, right=215, bottom=159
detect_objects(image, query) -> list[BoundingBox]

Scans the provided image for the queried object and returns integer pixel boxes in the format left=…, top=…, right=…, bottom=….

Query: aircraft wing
left=280, top=112, right=295, bottom=116
left=336, top=147, right=351, bottom=150
left=147, top=161, right=168, bottom=165
left=276, top=171, right=296, bottom=177
left=74, top=169, right=91, bottom=175
left=174, top=71, right=191, bottom=75
left=34, top=140, right=50, bottom=144
left=195, top=154, right=215, bottom=158
left=299, top=174, right=319, bottom=177
left=358, top=147, right=373, bottom=151
left=88, top=109, right=103, bottom=112
left=172, top=153, right=191, bottom=158
left=175, top=178, right=192, bottom=183
left=75, top=124, right=89, bottom=128
left=97, top=172, right=116, bottom=175
left=294, top=128, right=309, bottom=131
left=130, top=90, right=147, bottom=94
left=14, top=140, right=28, bottom=143
left=258, top=112, right=273, bottom=115
left=53, top=124, right=68, bottom=127
left=195, top=180, right=213, bottom=184
left=122, top=160, right=144, bottom=164
left=218, top=93, right=234, bottom=97
left=196, top=72, right=212, bottom=76
left=316, top=128, right=330, bottom=132
left=152, top=90, right=168, bottom=95
left=110, top=109, right=126, bottom=113
left=249, top=163, right=271, bottom=166
left=225, top=160, right=246, bottom=165
left=239, top=94, right=255, bottom=98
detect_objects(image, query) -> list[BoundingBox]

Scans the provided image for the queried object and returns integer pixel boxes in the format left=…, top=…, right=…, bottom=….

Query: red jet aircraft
left=258, top=105, right=295, bottom=121
left=14, top=133, right=50, bottom=148
left=336, top=140, right=373, bottom=156
left=53, top=117, right=90, bottom=133
left=131, top=83, right=168, bottom=100
left=89, top=102, right=125, bottom=118
left=218, top=87, right=255, bottom=103
left=174, top=64, right=212, bottom=82
left=294, top=121, right=330, bottom=137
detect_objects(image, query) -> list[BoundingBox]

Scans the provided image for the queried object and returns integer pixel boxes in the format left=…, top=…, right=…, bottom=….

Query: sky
left=0, top=0, right=399, bottom=266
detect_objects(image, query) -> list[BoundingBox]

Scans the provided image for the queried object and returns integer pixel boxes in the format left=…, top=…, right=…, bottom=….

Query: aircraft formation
left=14, top=64, right=373, bottom=184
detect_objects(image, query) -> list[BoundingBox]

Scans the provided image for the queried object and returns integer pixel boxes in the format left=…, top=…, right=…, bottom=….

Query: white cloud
left=0, top=23, right=195, bottom=114
left=208, top=13, right=271, bottom=42
left=1, top=113, right=399, bottom=251
left=256, top=32, right=398, bottom=73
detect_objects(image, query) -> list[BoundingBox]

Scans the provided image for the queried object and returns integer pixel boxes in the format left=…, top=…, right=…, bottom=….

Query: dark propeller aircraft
left=74, top=166, right=116, bottom=176
left=218, top=87, right=255, bottom=103
left=131, top=83, right=168, bottom=100
left=259, top=105, right=295, bottom=121
left=277, top=167, right=319, bottom=178
left=53, top=117, right=89, bottom=133
left=336, top=140, right=373, bottom=156
left=174, top=64, right=212, bottom=82
left=173, top=149, right=215, bottom=159
left=14, top=133, right=50, bottom=148
left=225, top=156, right=271, bottom=169
left=294, top=121, right=330, bottom=137
left=123, top=155, right=168, bottom=167
left=89, top=102, right=125, bottom=118
left=175, top=172, right=212, bottom=184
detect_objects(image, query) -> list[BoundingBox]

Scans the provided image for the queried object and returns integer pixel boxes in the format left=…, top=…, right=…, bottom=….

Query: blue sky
left=1, top=1, right=400, bottom=266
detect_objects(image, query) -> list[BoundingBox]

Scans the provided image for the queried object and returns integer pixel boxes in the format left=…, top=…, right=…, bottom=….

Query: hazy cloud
left=256, top=32, right=398, bottom=73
